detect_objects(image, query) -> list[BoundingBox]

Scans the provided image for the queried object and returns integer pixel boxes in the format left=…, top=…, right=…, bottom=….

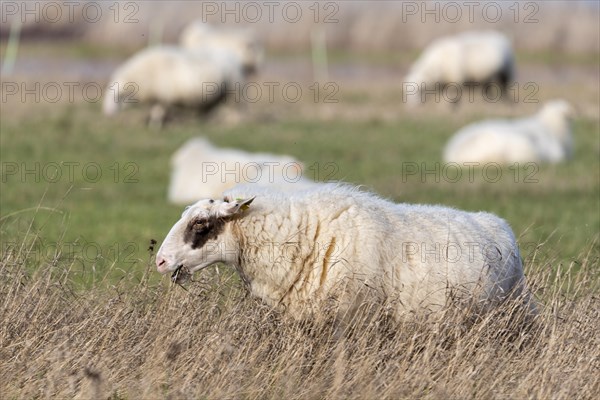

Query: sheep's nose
left=156, top=256, right=167, bottom=271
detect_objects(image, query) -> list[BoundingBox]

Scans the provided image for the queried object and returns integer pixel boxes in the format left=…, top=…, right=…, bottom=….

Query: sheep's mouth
left=171, top=265, right=191, bottom=284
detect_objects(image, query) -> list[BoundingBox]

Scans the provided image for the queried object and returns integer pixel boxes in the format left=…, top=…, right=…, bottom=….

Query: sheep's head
left=539, top=99, right=576, bottom=121
left=180, top=21, right=263, bottom=76
left=240, top=36, right=264, bottom=76
left=156, top=196, right=255, bottom=283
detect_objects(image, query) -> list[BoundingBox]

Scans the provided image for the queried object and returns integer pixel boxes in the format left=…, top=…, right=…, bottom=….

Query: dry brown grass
left=1, top=238, right=598, bottom=400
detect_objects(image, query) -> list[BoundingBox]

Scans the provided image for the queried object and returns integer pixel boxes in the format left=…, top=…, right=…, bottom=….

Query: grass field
left=1, top=35, right=599, bottom=398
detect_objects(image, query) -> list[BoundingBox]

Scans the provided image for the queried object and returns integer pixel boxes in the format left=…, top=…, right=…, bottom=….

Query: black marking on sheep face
left=183, top=216, right=225, bottom=250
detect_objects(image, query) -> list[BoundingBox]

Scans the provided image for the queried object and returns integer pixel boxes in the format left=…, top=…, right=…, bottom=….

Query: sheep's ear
left=217, top=197, right=255, bottom=218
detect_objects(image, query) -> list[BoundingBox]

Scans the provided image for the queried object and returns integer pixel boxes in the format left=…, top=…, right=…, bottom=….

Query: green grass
left=1, top=101, right=598, bottom=285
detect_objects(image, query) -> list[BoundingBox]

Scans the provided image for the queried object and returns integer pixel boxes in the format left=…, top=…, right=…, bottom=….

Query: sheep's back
left=110, top=47, right=227, bottom=105
left=444, top=121, right=541, bottom=163
left=224, top=185, right=524, bottom=314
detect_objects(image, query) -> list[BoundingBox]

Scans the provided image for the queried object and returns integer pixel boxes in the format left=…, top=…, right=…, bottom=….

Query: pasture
left=1, top=1, right=599, bottom=398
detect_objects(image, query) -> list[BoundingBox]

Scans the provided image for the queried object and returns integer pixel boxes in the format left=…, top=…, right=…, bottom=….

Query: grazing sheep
left=156, top=184, right=534, bottom=319
left=179, top=21, right=263, bottom=76
left=444, top=100, right=575, bottom=164
left=404, top=30, right=514, bottom=105
left=103, top=45, right=244, bottom=127
left=168, top=138, right=318, bottom=205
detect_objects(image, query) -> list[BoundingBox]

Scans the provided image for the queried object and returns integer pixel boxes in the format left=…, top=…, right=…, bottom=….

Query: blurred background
left=1, top=0, right=598, bottom=283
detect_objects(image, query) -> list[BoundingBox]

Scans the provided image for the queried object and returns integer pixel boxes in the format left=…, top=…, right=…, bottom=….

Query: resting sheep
left=404, top=30, right=514, bottom=105
left=156, top=184, right=534, bottom=319
left=179, top=21, right=263, bottom=76
left=102, top=45, right=244, bottom=127
left=168, top=137, right=318, bottom=205
left=444, top=99, right=575, bottom=164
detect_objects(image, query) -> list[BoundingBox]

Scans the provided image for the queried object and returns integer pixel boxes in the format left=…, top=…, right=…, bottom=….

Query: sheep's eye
left=192, top=219, right=207, bottom=231
left=184, top=215, right=223, bottom=250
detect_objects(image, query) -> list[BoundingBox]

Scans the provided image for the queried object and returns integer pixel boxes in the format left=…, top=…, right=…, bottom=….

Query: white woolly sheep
left=179, top=21, right=263, bottom=76
left=404, top=30, right=514, bottom=105
left=103, top=45, right=244, bottom=127
left=168, top=137, right=318, bottom=205
left=444, top=99, right=575, bottom=164
left=156, top=184, right=534, bottom=319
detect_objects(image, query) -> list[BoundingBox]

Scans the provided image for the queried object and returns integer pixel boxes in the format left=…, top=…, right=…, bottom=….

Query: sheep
left=404, top=30, right=515, bottom=106
left=156, top=184, right=534, bottom=320
left=444, top=100, right=575, bottom=164
left=102, top=45, right=244, bottom=128
left=167, top=137, right=318, bottom=205
left=179, top=21, right=263, bottom=76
